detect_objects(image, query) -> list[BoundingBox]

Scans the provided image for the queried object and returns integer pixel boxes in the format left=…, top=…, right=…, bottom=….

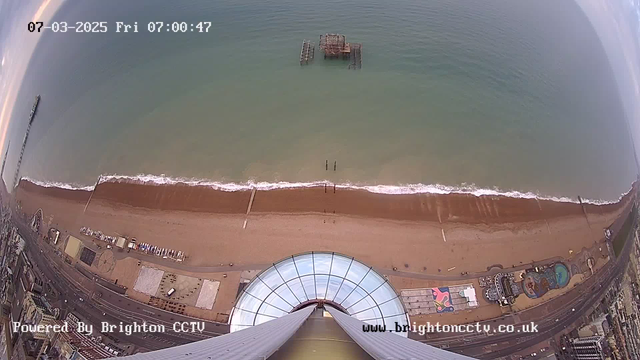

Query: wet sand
left=27, top=179, right=631, bottom=223
left=13, top=179, right=634, bottom=274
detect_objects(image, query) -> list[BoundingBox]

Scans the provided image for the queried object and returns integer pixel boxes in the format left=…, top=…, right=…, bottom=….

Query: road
left=14, top=219, right=229, bottom=353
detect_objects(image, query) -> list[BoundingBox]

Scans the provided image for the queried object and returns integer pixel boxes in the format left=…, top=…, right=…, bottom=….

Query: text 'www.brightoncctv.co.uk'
left=363, top=322, right=539, bottom=335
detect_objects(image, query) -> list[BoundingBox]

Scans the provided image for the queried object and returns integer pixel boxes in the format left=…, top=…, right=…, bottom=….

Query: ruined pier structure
left=319, top=34, right=362, bottom=69
left=300, top=34, right=362, bottom=69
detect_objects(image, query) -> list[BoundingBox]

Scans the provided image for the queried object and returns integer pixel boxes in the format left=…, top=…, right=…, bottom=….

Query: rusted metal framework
left=319, top=33, right=347, bottom=57
left=316, top=33, right=363, bottom=69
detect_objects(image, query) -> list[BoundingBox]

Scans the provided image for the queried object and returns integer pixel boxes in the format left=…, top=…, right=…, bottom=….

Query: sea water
left=5, top=0, right=637, bottom=202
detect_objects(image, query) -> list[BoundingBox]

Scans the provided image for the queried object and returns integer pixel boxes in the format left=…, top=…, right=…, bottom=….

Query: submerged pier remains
left=299, top=40, right=315, bottom=65
left=348, top=43, right=362, bottom=70
left=299, top=34, right=362, bottom=69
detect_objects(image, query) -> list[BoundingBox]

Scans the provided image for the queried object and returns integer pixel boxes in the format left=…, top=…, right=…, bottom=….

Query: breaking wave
left=21, top=173, right=632, bottom=205
left=21, top=177, right=95, bottom=191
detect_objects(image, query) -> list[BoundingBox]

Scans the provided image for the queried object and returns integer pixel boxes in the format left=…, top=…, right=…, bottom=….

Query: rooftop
left=29, top=293, right=52, bottom=316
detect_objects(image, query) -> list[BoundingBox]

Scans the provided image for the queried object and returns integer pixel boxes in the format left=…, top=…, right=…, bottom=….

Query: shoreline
left=24, top=174, right=631, bottom=205
left=15, top=178, right=635, bottom=224
left=12, top=176, right=632, bottom=308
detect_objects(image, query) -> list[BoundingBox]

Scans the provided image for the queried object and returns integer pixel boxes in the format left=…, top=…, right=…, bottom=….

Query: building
left=53, top=328, right=114, bottom=359
left=0, top=318, right=11, bottom=360
left=28, top=209, right=42, bottom=236
left=571, top=336, right=606, bottom=360
left=21, top=292, right=55, bottom=339
left=578, top=314, right=610, bottom=337
left=15, top=292, right=56, bottom=359
left=49, top=313, right=115, bottom=359
left=116, top=252, right=473, bottom=359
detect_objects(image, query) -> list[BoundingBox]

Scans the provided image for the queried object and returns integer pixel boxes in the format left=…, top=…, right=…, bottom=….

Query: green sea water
left=4, top=0, right=637, bottom=201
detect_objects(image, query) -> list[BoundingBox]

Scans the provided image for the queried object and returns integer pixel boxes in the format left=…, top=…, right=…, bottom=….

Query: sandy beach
left=12, top=178, right=636, bottom=328
left=84, top=180, right=629, bottom=224
left=14, top=179, right=633, bottom=274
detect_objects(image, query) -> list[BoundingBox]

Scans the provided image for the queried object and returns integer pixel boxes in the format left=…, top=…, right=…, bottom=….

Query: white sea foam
left=21, top=177, right=94, bottom=191
left=20, top=174, right=631, bottom=205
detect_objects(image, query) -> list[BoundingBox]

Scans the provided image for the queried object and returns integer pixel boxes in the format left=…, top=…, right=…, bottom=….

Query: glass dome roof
left=229, top=252, right=409, bottom=336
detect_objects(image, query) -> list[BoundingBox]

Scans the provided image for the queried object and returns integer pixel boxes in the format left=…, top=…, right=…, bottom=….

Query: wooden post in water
left=334, top=161, right=336, bottom=171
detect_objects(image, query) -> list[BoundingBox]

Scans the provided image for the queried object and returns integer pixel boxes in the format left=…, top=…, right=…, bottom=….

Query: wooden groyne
left=300, top=40, right=314, bottom=65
